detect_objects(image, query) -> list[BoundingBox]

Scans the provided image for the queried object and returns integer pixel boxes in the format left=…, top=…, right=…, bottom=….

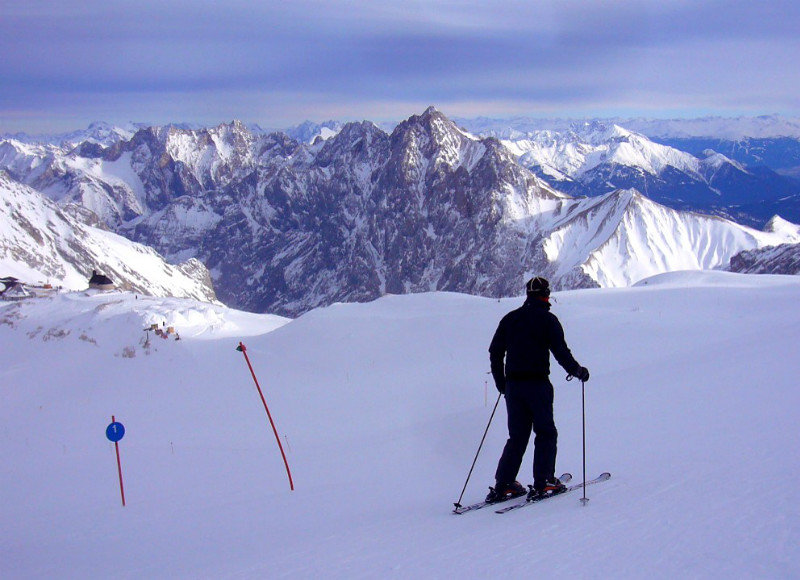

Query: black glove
left=494, top=379, right=506, bottom=395
left=574, top=366, right=590, bottom=382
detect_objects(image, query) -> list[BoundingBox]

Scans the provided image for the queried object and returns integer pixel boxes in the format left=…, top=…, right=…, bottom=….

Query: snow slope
left=539, top=189, right=800, bottom=288
left=2, top=274, right=799, bottom=577
left=0, top=173, right=217, bottom=302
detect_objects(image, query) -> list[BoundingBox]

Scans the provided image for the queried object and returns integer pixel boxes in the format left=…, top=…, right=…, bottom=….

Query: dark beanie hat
left=526, top=276, right=550, bottom=297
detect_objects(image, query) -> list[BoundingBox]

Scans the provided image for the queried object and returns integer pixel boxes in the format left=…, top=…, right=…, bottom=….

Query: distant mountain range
left=480, top=122, right=800, bottom=228
left=652, top=136, right=800, bottom=178
left=1, top=108, right=799, bottom=315
left=455, top=114, right=800, bottom=139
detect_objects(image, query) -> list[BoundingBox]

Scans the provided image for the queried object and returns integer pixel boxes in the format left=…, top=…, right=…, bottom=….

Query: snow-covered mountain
left=2, top=108, right=799, bottom=315
left=0, top=120, right=300, bottom=228
left=0, top=172, right=217, bottom=302
left=0, top=137, right=151, bottom=228
left=2, top=122, right=143, bottom=148
left=727, top=243, right=800, bottom=275
left=459, top=116, right=800, bottom=224
left=726, top=218, right=800, bottom=275
left=651, top=136, right=800, bottom=179
left=283, top=119, right=401, bottom=143
left=500, top=122, right=702, bottom=182
left=535, top=188, right=799, bottom=288
left=493, top=122, right=800, bottom=227
left=284, top=120, right=344, bottom=144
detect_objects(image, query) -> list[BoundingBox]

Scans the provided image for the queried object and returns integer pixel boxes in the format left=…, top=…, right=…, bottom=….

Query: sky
left=1, top=0, right=799, bottom=134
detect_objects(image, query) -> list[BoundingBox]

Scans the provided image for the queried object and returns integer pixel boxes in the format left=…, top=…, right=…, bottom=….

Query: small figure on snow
left=485, top=276, right=590, bottom=503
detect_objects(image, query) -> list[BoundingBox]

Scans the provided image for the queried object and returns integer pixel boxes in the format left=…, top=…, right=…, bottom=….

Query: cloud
left=1, top=0, right=798, bottom=131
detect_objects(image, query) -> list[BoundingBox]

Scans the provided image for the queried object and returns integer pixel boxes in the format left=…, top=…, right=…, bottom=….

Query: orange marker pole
left=236, top=342, right=294, bottom=491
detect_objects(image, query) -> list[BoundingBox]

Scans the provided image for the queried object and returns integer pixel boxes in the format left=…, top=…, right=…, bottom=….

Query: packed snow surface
left=2, top=273, right=799, bottom=577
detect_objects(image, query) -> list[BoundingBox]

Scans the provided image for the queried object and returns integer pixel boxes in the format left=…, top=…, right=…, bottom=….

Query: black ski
left=495, top=472, right=611, bottom=514
left=453, top=473, right=572, bottom=515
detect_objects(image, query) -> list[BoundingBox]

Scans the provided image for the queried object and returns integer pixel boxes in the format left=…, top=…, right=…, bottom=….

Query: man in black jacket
left=485, top=276, right=590, bottom=503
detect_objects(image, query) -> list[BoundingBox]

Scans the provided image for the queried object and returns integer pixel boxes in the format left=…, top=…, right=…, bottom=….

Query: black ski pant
left=494, top=378, right=558, bottom=488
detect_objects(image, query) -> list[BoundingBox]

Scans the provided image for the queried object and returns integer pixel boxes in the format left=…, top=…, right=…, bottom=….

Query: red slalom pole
left=236, top=342, right=295, bottom=491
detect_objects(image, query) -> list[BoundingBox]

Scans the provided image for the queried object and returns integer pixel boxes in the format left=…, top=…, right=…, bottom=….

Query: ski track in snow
left=1, top=272, right=799, bottom=578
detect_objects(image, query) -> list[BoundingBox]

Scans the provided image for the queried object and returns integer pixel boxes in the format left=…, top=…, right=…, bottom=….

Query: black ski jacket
left=489, top=297, right=582, bottom=390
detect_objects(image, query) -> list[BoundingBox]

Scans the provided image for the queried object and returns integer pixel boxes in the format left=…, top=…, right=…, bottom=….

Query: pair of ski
left=452, top=472, right=611, bottom=515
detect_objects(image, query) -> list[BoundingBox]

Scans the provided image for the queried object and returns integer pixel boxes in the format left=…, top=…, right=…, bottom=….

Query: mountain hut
left=88, top=270, right=115, bottom=291
left=1, top=278, right=32, bottom=300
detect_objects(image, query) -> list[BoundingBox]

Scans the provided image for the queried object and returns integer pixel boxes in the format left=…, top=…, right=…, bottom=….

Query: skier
left=485, top=276, right=590, bottom=503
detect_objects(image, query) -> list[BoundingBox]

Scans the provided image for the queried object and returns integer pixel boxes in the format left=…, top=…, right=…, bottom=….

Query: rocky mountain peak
left=315, top=120, right=388, bottom=168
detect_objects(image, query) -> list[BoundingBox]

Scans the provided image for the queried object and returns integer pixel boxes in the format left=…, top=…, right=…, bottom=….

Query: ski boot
left=527, top=477, right=568, bottom=501
left=485, top=481, right=527, bottom=503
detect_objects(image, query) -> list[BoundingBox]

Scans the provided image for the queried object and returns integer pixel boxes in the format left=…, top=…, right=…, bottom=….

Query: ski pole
left=453, top=392, right=502, bottom=511
left=580, top=379, right=589, bottom=506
